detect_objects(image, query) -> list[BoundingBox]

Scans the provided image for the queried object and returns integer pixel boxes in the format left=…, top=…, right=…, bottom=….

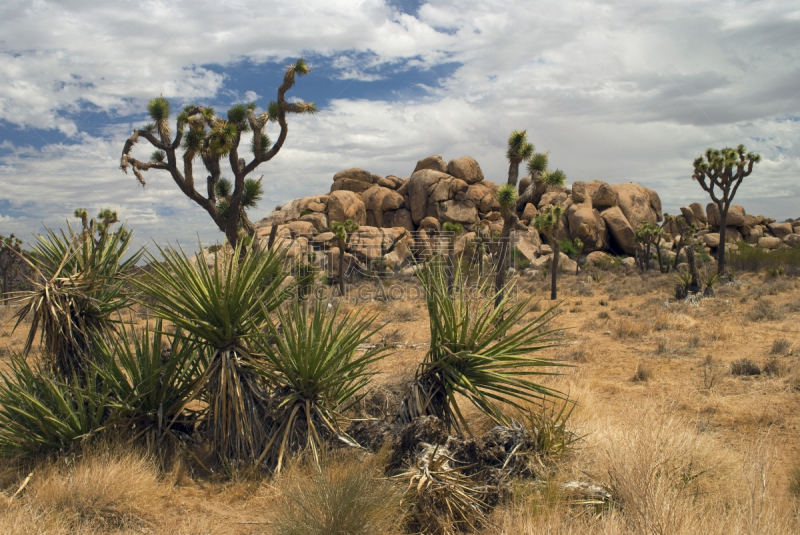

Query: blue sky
left=1, top=0, right=799, bottom=252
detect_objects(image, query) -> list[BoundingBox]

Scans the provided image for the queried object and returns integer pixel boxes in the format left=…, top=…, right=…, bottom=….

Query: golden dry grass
left=0, top=270, right=799, bottom=533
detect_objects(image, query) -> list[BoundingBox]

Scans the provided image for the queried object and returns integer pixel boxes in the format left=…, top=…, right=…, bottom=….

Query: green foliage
left=527, top=153, right=549, bottom=174
left=150, top=150, right=166, bottom=163
left=496, top=183, right=518, bottom=210
left=559, top=238, right=580, bottom=258
left=442, top=221, right=464, bottom=235
left=135, top=243, right=288, bottom=462
left=13, top=223, right=141, bottom=380
left=726, top=241, right=800, bottom=275
left=242, top=177, right=263, bottom=209
left=331, top=219, right=359, bottom=241
left=214, top=177, right=233, bottom=198
left=250, top=132, right=272, bottom=156
left=299, top=209, right=312, bottom=217
left=524, top=397, right=581, bottom=459
left=0, top=358, right=115, bottom=457
left=533, top=205, right=563, bottom=235
left=542, top=168, right=566, bottom=188
left=506, top=130, right=534, bottom=162
left=398, top=261, right=564, bottom=433
left=92, top=319, right=202, bottom=445
left=257, top=300, right=388, bottom=471
left=227, top=103, right=249, bottom=128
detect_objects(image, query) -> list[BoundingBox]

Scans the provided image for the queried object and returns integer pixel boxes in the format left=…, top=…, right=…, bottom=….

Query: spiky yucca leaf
left=92, top=318, right=203, bottom=446
left=542, top=168, right=566, bottom=188
left=135, top=243, right=288, bottom=462
left=256, top=300, right=388, bottom=471
left=506, top=130, right=534, bottom=163
left=150, top=150, right=166, bottom=163
left=12, top=224, right=141, bottom=380
left=251, top=133, right=272, bottom=156
left=227, top=103, right=248, bottom=127
left=147, top=97, right=171, bottom=140
left=214, top=177, right=233, bottom=199
left=0, top=358, right=116, bottom=457
left=398, top=262, right=564, bottom=433
left=267, top=101, right=280, bottom=122
left=533, top=205, right=563, bottom=234
left=527, top=152, right=549, bottom=174
left=242, top=177, right=263, bottom=209
left=496, top=184, right=518, bottom=211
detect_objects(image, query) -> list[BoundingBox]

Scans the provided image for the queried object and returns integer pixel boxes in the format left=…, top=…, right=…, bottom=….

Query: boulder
left=483, top=211, right=501, bottom=222
left=467, top=183, right=499, bottom=213
left=745, top=226, right=763, bottom=244
left=613, top=183, right=657, bottom=229
left=383, top=209, right=414, bottom=231
left=567, top=204, right=607, bottom=252
left=348, top=227, right=411, bottom=267
left=539, top=244, right=552, bottom=255
left=419, top=216, right=441, bottom=232
left=362, top=185, right=405, bottom=227
left=440, top=200, right=479, bottom=225
left=726, top=205, right=746, bottom=227
left=768, top=222, right=793, bottom=239
left=558, top=256, right=578, bottom=274
left=586, top=251, right=614, bottom=268
left=743, top=214, right=762, bottom=227
left=758, top=236, right=781, bottom=249
left=521, top=203, right=538, bottom=223
left=784, top=234, right=800, bottom=247
left=538, top=190, right=568, bottom=210
left=408, top=169, right=449, bottom=224
left=518, top=176, right=532, bottom=197
left=621, top=257, right=636, bottom=269
left=571, top=181, right=588, bottom=204
left=703, top=233, right=720, bottom=248
left=413, top=155, right=448, bottom=175
left=642, top=186, right=663, bottom=222
left=689, top=202, right=706, bottom=224
left=723, top=226, right=742, bottom=243
left=283, top=220, right=317, bottom=237
left=327, top=190, right=367, bottom=225
left=679, top=206, right=696, bottom=226
left=589, top=181, right=618, bottom=210
left=298, top=195, right=328, bottom=213
left=512, top=228, right=542, bottom=262
left=330, top=178, right=373, bottom=194
left=447, top=156, right=484, bottom=184
left=312, top=232, right=336, bottom=244
left=706, top=203, right=720, bottom=228
left=299, top=212, right=328, bottom=232
left=333, top=168, right=374, bottom=184
left=377, top=175, right=403, bottom=190
left=601, top=206, right=637, bottom=255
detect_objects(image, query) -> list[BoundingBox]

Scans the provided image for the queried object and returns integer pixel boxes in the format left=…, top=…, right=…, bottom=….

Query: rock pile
left=663, top=202, right=800, bottom=250
left=254, top=154, right=800, bottom=273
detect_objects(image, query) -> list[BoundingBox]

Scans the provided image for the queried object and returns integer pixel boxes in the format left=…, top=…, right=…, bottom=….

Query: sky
left=1, top=0, right=799, bottom=253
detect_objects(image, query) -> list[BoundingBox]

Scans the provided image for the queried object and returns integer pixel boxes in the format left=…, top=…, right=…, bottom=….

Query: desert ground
left=0, top=264, right=798, bottom=534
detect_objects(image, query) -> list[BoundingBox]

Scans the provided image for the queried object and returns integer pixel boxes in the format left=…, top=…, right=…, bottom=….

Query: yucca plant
left=12, top=221, right=141, bottom=382
left=397, top=261, right=564, bottom=434
left=135, top=243, right=287, bottom=464
left=257, top=299, right=388, bottom=472
left=0, top=357, right=116, bottom=457
left=92, top=318, right=203, bottom=449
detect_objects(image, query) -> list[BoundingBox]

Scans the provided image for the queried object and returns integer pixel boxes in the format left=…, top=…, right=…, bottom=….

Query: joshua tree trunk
left=337, top=238, right=346, bottom=297
left=551, top=240, right=560, bottom=300
left=494, top=217, right=513, bottom=308
left=717, top=203, right=728, bottom=276
left=673, top=237, right=685, bottom=272
left=686, top=245, right=701, bottom=295
left=655, top=236, right=663, bottom=273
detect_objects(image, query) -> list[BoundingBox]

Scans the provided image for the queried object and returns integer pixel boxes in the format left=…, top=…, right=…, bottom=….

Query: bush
left=747, top=300, right=786, bottom=322
left=726, top=242, right=800, bottom=274
left=730, top=358, right=761, bottom=376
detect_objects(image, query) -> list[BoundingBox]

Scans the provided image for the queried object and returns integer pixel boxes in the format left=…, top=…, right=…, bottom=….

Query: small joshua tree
left=534, top=204, right=565, bottom=300
left=572, top=238, right=584, bottom=275
left=120, top=59, right=316, bottom=250
left=506, top=130, right=534, bottom=186
left=495, top=184, right=519, bottom=308
left=0, top=234, right=23, bottom=304
left=692, top=145, right=760, bottom=275
left=634, top=222, right=664, bottom=273
left=331, top=219, right=359, bottom=297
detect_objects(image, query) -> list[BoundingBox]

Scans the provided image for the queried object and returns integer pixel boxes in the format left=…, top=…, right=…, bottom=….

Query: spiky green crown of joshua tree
left=533, top=205, right=564, bottom=236
left=120, top=58, right=316, bottom=249
left=692, top=144, right=760, bottom=204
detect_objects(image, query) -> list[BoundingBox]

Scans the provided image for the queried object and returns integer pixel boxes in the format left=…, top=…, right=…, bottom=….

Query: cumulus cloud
left=1, top=0, right=799, bottom=251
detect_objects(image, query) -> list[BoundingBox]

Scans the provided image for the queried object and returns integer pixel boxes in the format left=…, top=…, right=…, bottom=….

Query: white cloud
left=1, top=0, right=799, bottom=252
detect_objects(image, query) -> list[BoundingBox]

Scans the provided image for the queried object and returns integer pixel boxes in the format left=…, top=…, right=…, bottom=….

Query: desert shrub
left=27, top=447, right=158, bottom=530
left=753, top=278, right=795, bottom=297
left=726, top=242, right=800, bottom=273
left=614, top=318, right=647, bottom=340
left=395, top=305, right=416, bottom=322
left=730, top=358, right=761, bottom=376
left=790, top=465, right=800, bottom=498
left=0, top=358, right=116, bottom=457
left=524, top=396, right=580, bottom=459
left=761, top=358, right=788, bottom=377
left=598, top=310, right=610, bottom=320
left=701, top=355, right=723, bottom=390
left=258, top=300, right=388, bottom=471
left=576, top=282, right=594, bottom=297
left=396, top=261, right=564, bottom=433
left=770, top=338, right=793, bottom=355
left=632, top=360, right=652, bottom=382
left=271, top=453, right=401, bottom=535
left=747, top=300, right=785, bottom=322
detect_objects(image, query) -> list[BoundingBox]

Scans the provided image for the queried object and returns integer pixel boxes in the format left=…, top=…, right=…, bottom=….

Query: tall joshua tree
left=533, top=169, right=567, bottom=300
left=0, top=234, right=23, bottom=304
left=692, top=145, right=760, bottom=275
left=120, top=59, right=316, bottom=250
left=506, top=130, right=534, bottom=186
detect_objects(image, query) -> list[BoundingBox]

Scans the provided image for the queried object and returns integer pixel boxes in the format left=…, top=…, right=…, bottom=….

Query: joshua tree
left=120, top=59, right=316, bottom=250
left=331, top=219, right=359, bottom=297
left=515, top=151, right=550, bottom=215
left=572, top=238, right=584, bottom=275
left=0, top=234, right=23, bottom=304
left=634, top=222, right=664, bottom=273
left=534, top=204, right=565, bottom=300
left=506, top=130, right=534, bottom=186
left=692, top=145, right=760, bottom=275
left=495, top=184, right=519, bottom=308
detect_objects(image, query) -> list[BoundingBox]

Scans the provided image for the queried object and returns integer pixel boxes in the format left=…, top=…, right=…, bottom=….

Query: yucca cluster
left=0, top=212, right=564, bottom=475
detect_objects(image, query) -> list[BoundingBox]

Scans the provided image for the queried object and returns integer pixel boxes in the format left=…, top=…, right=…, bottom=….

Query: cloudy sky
left=1, top=0, right=799, bottom=252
